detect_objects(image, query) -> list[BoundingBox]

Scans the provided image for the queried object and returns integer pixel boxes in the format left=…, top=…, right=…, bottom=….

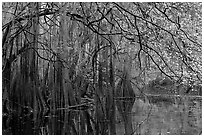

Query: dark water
left=3, top=107, right=49, bottom=135
left=2, top=98, right=202, bottom=135
left=2, top=104, right=95, bottom=135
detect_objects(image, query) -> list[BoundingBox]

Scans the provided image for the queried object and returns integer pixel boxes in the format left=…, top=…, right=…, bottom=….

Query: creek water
left=2, top=97, right=202, bottom=135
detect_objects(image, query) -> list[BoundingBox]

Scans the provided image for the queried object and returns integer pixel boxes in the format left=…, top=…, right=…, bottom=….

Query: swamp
left=2, top=2, right=202, bottom=135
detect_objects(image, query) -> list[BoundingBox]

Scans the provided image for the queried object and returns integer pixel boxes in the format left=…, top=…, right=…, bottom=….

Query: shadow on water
left=3, top=109, right=52, bottom=134
left=3, top=105, right=81, bottom=135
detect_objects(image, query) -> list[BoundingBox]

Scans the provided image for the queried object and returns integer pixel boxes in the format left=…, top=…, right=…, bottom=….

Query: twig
left=131, top=104, right=153, bottom=135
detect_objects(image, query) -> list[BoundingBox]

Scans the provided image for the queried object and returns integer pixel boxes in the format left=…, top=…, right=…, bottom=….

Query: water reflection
left=2, top=98, right=202, bottom=135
